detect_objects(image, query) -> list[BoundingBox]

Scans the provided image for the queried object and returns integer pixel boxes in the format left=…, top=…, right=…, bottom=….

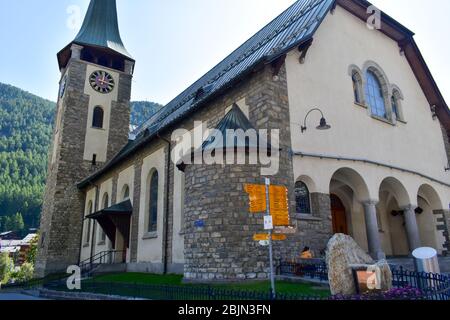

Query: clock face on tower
left=89, top=70, right=115, bottom=94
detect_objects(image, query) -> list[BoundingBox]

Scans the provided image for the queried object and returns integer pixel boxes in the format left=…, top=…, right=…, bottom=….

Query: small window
left=352, top=71, right=363, bottom=104
left=122, top=185, right=130, bottom=201
left=295, top=181, right=311, bottom=214
left=391, top=90, right=403, bottom=122
left=92, top=106, right=104, bottom=128
left=365, top=71, right=387, bottom=118
left=148, top=171, right=159, bottom=233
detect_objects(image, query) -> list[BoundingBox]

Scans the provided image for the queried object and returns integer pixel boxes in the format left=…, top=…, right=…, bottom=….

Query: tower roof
left=73, top=0, right=132, bottom=59
left=57, top=0, right=133, bottom=69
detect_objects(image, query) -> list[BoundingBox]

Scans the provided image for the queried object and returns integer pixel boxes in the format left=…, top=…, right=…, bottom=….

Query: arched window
left=122, top=185, right=130, bottom=201
left=100, top=193, right=109, bottom=242
left=84, top=201, right=93, bottom=244
left=391, top=89, right=403, bottom=121
left=295, top=181, right=311, bottom=214
left=148, top=171, right=159, bottom=233
left=352, top=71, right=363, bottom=104
left=92, top=106, right=104, bottom=128
left=365, top=71, right=387, bottom=118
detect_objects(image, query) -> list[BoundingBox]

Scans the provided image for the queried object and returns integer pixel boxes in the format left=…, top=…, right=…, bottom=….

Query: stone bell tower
left=35, top=0, right=134, bottom=277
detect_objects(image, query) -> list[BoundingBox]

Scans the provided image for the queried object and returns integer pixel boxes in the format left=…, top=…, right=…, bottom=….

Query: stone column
left=70, top=44, right=83, bottom=60
left=363, top=201, right=385, bottom=260
left=403, top=205, right=421, bottom=252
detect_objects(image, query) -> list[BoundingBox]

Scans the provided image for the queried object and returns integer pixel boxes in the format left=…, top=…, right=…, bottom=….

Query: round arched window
left=295, top=181, right=311, bottom=214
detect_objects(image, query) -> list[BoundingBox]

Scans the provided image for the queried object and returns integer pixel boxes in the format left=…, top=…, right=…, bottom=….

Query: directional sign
left=253, top=234, right=287, bottom=241
left=244, top=184, right=267, bottom=213
left=269, top=185, right=290, bottom=226
left=274, top=226, right=297, bottom=234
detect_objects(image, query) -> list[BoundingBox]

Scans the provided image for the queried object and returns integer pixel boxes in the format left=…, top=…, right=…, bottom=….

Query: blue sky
left=0, top=0, right=449, bottom=106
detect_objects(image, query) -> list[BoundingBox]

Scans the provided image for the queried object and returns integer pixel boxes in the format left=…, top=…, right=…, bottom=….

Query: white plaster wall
left=83, top=63, right=120, bottom=163
left=172, top=167, right=185, bottom=264
left=94, top=178, right=113, bottom=255
left=137, top=148, right=166, bottom=264
left=117, top=166, right=135, bottom=203
left=80, top=187, right=96, bottom=262
left=286, top=6, right=449, bottom=202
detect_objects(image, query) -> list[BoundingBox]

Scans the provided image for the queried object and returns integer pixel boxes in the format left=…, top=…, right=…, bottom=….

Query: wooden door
left=331, top=194, right=349, bottom=235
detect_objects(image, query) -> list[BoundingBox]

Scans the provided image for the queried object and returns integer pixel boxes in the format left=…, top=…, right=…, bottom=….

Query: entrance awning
left=86, top=200, right=132, bottom=248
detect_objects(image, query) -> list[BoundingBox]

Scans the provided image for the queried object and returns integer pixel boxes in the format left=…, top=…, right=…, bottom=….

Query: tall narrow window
left=84, top=201, right=93, bottom=244
left=100, top=193, right=109, bottom=242
left=391, top=90, right=403, bottom=121
left=352, top=71, right=363, bottom=104
left=295, top=181, right=311, bottom=214
left=148, top=171, right=159, bottom=233
left=365, top=71, right=387, bottom=118
left=122, top=185, right=130, bottom=201
left=92, top=106, right=104, bottom=128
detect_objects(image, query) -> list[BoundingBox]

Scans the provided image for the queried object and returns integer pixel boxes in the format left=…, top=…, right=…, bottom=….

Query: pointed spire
left=73, top=0, right=132, bottom=59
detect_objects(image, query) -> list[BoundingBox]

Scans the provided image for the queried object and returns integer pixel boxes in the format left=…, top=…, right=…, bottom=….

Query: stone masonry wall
left=79, top=61, right=333, bottom=279
left=36, top=58, right=131, bottom=277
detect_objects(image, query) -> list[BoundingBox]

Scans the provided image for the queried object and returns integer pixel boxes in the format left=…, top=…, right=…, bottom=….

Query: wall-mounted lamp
left=301, top=108, right=331, bottom=133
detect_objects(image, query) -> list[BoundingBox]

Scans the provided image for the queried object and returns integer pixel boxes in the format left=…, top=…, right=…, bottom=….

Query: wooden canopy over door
left=331, top=194, right=348, bottom=235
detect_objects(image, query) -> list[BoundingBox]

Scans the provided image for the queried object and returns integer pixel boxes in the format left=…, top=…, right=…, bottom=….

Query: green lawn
left=88, top=273, right=330, bottom=298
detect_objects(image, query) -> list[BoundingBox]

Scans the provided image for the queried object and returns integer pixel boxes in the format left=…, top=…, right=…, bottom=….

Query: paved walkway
left=0, top=293, right=48, bottom=300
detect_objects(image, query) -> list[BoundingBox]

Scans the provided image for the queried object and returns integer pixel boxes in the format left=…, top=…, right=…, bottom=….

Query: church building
left=36, top=0, right=450, bottom=280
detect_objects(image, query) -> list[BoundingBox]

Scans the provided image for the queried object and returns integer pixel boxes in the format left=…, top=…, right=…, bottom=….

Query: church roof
left=77, top=0, right=450, bottom=188
left=73, top=0, right=132, bottom=59
left=201, top=104, right=270, bottom=152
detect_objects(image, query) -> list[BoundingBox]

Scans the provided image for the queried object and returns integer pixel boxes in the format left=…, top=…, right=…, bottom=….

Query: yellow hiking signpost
left=244, top=179, right=291, bottom=299
left=244, top=183, right=290, bottom=226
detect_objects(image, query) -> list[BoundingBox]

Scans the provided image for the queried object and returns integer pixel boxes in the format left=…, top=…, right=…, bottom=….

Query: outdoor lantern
left=301, top=108, right=331, bottom=133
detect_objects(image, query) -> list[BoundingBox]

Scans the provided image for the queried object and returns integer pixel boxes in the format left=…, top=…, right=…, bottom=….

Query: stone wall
left=435, top=209, right=450, bottom=256
left=77, top=60, right=334, bottom=279
left=35, top=58, right=131, bottom=277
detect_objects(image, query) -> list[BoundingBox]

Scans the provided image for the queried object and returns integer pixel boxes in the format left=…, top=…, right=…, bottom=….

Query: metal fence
left=278, top=260, right=450, bottom=300
left=42, top=279, right=324, bottom=301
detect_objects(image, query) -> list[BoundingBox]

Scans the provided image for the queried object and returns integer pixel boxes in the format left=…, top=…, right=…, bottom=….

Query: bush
left=12, top=262, right=34, bottom=283
left=0, top=253, right=13, bottom=284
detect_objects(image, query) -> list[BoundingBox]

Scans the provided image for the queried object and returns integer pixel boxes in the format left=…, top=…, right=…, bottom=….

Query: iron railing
left=42, top=279, right=325, bottom=301
left=277, top=259, right=328, bottom=281
left=278, top=260, right=450, bottom=300
left=79, top=250, right=126, bottom=275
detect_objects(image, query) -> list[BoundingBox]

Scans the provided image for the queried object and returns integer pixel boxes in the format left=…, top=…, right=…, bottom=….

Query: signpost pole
left=265, top=178, right=276, bottom=299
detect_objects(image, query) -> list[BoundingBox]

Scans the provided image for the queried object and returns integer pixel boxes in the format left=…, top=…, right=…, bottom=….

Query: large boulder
left=326, top=234, right=376, bottom=295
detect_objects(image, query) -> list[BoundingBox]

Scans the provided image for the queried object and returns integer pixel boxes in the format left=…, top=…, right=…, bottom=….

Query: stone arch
left=330, top=167, right=371, bottom=202
left=378, top=177, right=411, bottom=208
left=362, top=60, right=392, bottom=118
left=296, top=175, right=317, bottom=193
left=417, top=184, right=445, bottom=252
left=378, top=177, right=411, bottom=256
left=417, top=184, right=444, bottom=210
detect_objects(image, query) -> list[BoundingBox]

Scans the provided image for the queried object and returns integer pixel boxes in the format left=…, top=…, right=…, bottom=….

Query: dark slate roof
left=77, top=0, right=336, bottom=188
left=73, top=0, right=132, bottom=59
left=86, top=199, right=133, bottom=219
left=201, top=104, right=270, bottom=151
left=133, top=0, right=334, bottom=137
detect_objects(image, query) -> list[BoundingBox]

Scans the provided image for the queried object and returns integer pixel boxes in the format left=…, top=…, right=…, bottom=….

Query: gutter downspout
left=157, top=132, right=172, bottom=275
